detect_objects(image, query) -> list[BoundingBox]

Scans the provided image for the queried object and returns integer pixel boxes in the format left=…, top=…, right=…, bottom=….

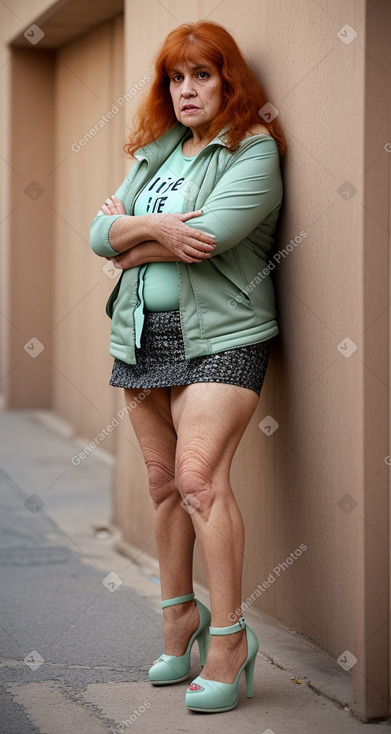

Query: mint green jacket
left=90, top=123, right=283, bottom=364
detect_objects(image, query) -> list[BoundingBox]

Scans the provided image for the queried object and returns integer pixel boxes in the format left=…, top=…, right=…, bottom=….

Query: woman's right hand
left=149, top=209, right=216, bottom=263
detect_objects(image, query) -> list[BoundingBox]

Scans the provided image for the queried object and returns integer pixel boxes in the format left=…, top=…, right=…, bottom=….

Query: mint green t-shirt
left=133, top=142, right=198, bottom=346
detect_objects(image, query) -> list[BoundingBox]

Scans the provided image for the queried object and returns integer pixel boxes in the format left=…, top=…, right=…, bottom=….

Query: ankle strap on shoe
left=209, top=617, right=246, bottom=635
left=161, top=592, right=195, bottom=608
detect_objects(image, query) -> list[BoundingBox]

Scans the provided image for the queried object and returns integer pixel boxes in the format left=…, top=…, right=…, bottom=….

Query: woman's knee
left=176, top=449, right=216, bottom=513
left=145, top=459, right=178, bottom=505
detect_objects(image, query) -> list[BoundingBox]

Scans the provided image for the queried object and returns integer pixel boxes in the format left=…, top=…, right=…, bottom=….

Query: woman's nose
left=181, top=78, right=196, bottom=96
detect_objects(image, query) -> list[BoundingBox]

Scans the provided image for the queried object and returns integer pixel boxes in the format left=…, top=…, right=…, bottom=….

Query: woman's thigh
left=123, top=387, right=178, bottom=500
left=170, top=382, right=259, bottom=491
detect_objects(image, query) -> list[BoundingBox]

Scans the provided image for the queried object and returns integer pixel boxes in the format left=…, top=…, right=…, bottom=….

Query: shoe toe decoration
left=187, top=681, right=204, bottom=691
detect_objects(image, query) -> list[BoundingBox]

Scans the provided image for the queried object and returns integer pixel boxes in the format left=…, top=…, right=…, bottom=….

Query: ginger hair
left=124, top=20, right=287, bottom=156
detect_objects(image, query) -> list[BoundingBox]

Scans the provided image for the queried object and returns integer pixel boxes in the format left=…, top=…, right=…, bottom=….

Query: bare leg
left=123, top=388, right=199, bottom=656
left=171, top=382, right=259, bottom=683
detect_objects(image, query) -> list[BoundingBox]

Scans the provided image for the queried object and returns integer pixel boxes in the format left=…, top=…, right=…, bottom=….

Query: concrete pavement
left=0, top=408, right=390, bottom=734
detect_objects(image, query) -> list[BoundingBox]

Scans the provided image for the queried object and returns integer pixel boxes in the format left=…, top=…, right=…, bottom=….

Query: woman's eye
left=172, top=74, right=182, bottom=82
left=198, top=71, right=209, bottom=79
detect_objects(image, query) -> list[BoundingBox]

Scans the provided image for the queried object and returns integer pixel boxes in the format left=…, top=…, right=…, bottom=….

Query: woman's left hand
left=100, top=195, right=126, bottom=215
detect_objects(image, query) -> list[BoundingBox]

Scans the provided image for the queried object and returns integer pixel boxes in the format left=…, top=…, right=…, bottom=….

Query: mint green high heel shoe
left=185, top=617, right=259, bottom=712
left=149, top=592, right=211, bottom=685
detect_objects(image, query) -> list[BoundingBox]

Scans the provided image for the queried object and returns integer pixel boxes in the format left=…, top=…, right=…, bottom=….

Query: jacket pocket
left=211, top=251, right=254, bottom=310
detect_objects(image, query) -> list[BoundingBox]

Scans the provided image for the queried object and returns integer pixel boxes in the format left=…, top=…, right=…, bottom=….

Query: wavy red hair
left=124, top=20, right=287, bottom=156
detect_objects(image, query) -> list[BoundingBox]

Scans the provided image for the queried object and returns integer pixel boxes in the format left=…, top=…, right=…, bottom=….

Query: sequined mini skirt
left=109, top=310, right=271, bottom=395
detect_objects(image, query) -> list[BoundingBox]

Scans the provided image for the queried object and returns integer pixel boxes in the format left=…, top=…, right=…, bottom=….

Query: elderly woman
left=90, top=20, right=286, bottom=713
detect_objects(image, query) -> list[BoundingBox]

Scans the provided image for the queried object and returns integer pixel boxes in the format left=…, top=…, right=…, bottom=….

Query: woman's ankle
left=162, top=600, right=199, bottom=655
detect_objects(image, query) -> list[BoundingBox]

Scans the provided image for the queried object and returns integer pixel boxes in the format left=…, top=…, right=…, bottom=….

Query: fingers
left=182, top=244, right=214, bottom=260
left=100, top=196, right=114, bottom=212
left=181, top=209, right=204, bottom=221
left=191, top=240, right=215, bottom=252
left=178, top=228, right=216, bottom=251
left=178, top=211, right=217, bottom=247
left=100, top=195, right=125, bottom=215
left=180, top=254, right=205, bottom=264
left=180, top=238, right=215, bottom=255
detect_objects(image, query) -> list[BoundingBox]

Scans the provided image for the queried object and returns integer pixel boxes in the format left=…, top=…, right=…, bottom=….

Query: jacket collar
left=134, top=123, right=229, bottom=163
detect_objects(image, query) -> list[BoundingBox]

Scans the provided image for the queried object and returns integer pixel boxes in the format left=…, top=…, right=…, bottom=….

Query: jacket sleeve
left=89, top=163, right=138, bottom=258
left=186, top=136, right=283, bottom=256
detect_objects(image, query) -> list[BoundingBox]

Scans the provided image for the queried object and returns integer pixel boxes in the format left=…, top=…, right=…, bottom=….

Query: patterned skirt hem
left=109, top=310, right=271, bottom=396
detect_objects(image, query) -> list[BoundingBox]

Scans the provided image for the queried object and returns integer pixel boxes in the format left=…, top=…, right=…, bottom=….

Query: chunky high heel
left=185, top=616, right=259, bottom=712
left=149, top=592, right=211, bottom=685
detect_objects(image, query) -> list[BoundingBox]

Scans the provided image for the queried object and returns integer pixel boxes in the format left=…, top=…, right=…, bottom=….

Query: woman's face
left=168, top=59, right=223, bottom=136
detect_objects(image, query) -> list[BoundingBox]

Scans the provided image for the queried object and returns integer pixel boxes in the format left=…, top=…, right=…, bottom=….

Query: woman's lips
left=182, top=106, right=200, bottom=114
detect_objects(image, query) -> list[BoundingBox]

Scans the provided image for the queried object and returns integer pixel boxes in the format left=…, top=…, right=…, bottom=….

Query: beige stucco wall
left=1, top=0, right=390, bottom=720
left=53, top=16, right=125, bottom=443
